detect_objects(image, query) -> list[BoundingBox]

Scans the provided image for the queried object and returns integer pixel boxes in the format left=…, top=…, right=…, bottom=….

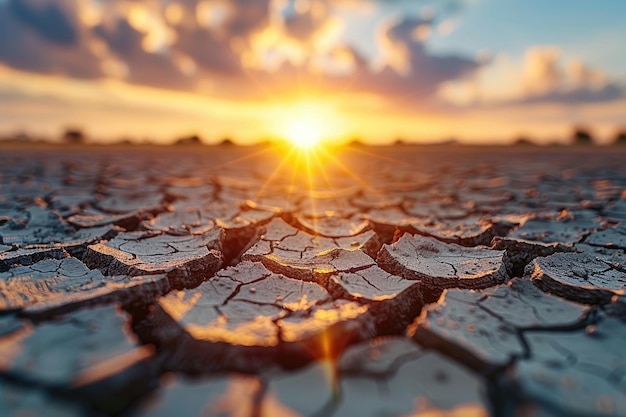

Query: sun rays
left=204, top=133, right=406, bottom=224
left=283, top=116, right=323, bottom=149
left=276, top=99, right=344, bottom=148
left=193, top=99, right=417, bottom=358
left=188, top=118, right=422, bottom=398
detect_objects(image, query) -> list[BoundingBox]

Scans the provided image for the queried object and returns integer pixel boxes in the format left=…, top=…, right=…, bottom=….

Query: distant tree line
left=513, top=127, right=626, bottom=147
left=2, top=126, right=626, bottom=147
left=52, top=127, right=626, bottom=146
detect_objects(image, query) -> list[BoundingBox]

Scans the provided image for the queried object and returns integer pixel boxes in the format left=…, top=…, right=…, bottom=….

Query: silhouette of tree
left=115, top=138, right=134, bottom=146
left=348, top=137, right=364, bottom=147
left=218, top=138, right=235, bottom=146
left=613, top=130, right=626, bottom=146
left=175, top=135, right=203, bottom=146
left=514, top=136, right=535, bottom=146
left=63, top=128, right=86, bottom=144
left=572, top=127, right=594, bottom=146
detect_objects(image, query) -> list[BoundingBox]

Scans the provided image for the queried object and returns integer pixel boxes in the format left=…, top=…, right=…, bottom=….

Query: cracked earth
left=1, top=146, right=626, bottom=416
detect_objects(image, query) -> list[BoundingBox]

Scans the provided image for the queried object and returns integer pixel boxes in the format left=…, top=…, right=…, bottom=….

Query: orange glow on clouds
left=1, top=64, right=625, bottom=145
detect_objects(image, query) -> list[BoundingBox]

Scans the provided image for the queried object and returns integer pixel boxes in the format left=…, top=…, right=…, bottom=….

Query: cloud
left=516, top=83, right=625, bottom=104
left=240, top=9, right=481, bottom=104
left=523, top=47, right=562, bottom=94
left=0, top=0, right=101, bottom=78
left=8, top=0, right=78, bottom=45
left=2, top=0, right=619, bottom=111
left=388, top=16, right=477, bottom=83
left=440, top=46, right=626, bottom=107
left=516, top=47, right=625, bottom=104
left=93, top=18, right=193, bottom=89
left=224, top=0, right=272, bottom=37
left=342, top=15, right=480, bottom=100
left=238, top=14, right=481, bottom=108
left=0, top=0, right=481, bottom=103
left=173, top=26, right=241, bottom=75
left=280, top=0, right=332, bottom=42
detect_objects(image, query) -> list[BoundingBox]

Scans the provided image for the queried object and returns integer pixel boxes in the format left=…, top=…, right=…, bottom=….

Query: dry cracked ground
left=1, top=146, right=626, bottom=417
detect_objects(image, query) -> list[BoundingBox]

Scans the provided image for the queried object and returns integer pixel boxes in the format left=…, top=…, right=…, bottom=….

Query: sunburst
left=284, top=116, right=323, bottom=149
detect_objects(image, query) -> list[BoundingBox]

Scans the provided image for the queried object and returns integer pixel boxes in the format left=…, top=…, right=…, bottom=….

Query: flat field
left=1, top=145, right=625, bottom=417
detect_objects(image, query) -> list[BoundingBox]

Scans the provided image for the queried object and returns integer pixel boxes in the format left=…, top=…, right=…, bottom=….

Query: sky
left=0, top=0, right=624, bottom=145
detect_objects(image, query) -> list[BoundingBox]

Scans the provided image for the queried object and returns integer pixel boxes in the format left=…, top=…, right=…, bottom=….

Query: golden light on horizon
left=284, top=115, right=323, bottom=149
left=276, top=100, right=342, bottom=150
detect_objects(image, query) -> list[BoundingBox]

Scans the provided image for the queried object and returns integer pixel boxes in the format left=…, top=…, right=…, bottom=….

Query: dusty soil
left=1, top=145, right=625, bottom=417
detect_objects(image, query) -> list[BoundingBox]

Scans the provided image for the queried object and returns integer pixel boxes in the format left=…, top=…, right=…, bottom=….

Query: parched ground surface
left=1, top=145, right=626, bottom=417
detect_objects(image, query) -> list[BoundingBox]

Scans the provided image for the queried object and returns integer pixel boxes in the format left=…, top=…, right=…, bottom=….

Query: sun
left=276, top=100, right=339, bottom=150
left=284, top=116, right=323, bottom=149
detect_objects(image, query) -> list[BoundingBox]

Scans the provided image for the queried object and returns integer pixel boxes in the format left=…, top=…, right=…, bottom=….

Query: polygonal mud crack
left=410, top=289, right=524, bottom=372
left=135, top=374, right=262, bottom=417
left=0, top=206, right=73, bottom=246
left=378, top=234, right=510, bottom=289
left=243, top=217, right=381, bottom=283
left=411, top=215, right=508, bottom=247
left=527, top=252, right=626, bottom=304
left=94, top=190, right=165, bottom=216
left=145, top=260, right=426, bottom=373
left=512, top=317, right=626, bottom=416
left=3, top=147, right=626, bottom=416
left=508, top=210, right=603, bottom=246
left=247, top=217, right=380, bottom=257
left=0, top=304, right=160, bottom=413
left=575, top=243, right=626, bottom=268
left=410, top=279, right=589, bottom=372
left=146, top=262, right=364, bottom=371
left=329, top=265, right=417, bottom=302
left=142, top=203, right=273, bottom=263
left=584, top=226, right=626, bottom=251
left=0, top=246, right=67, bottom=272
left=67, top=208, right=141, bottom=230
left=0, top=206, right=119, bottom=257
left=142, top=209, right=215, bottom=236
left=328, top=264, right=426, bottom=334
left=83, top=228, right=223, bottom=288
left=491, top=236, right=571, bottom=277
left=293, top=213, right=371, bottom=238
left=0, top=257, right=168, bottom=317
left=333, top=338, right=490, bottom=417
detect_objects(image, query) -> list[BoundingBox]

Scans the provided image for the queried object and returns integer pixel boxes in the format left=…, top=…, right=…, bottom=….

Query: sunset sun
left=276, top=101, right=341, bottom=150
left=284, top=116, right=323, bottom=149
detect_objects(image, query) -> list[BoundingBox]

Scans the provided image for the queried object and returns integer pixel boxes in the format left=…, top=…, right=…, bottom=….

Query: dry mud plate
left=1, top=146, right=626, bottom=417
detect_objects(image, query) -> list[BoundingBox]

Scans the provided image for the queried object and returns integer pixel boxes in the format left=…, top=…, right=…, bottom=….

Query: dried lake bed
left=1, top=145, right=625, bottom=417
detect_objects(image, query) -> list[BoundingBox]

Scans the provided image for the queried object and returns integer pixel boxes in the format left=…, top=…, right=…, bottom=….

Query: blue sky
left=429, top=0, right=626, bottom=76
left=340, top=0, right=626, bottom=78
